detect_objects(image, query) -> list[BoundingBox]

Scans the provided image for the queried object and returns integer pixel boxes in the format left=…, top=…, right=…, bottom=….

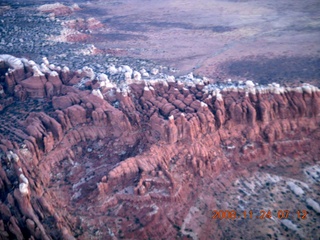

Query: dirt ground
left=1, top=0, right=320, bottom=84
left=76, top=0, right=320, bottom=84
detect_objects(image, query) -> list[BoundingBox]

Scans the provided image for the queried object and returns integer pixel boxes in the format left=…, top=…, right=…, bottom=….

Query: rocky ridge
left=0, top=54, right=319, bottom=239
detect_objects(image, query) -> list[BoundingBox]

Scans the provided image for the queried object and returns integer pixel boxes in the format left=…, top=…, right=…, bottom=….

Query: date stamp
left=212, top=210, right=308, bottom=220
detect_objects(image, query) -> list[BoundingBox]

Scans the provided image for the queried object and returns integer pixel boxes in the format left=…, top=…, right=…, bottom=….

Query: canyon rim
left=0, top=1, right=320, bottom=239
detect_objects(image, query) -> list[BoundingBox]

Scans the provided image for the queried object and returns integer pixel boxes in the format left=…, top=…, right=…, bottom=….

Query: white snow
left=306, top=198, right=320, bottom=213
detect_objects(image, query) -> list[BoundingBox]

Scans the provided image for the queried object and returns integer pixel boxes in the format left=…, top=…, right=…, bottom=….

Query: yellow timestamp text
left=212, top=210, right=308, bottom=220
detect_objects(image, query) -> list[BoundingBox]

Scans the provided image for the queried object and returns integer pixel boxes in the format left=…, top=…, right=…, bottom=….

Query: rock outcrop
left=0, top=55, right=319, bottom=239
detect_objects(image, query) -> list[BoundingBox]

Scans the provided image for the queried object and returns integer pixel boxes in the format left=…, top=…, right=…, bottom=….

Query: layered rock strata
left=0, top=55, right=319, bottom=239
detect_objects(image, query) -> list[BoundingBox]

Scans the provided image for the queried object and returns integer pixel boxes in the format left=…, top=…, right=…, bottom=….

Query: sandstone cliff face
left=0, top=55, right=319, bottom=239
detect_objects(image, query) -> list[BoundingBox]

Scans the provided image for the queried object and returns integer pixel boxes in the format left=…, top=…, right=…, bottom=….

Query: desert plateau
left=0, top=1, right=319, bottom=239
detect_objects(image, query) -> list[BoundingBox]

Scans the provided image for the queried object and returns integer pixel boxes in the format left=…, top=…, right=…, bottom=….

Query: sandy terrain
left=1, top=0, right=319, bottom=85
left=75, top=0, right=320, bottom=83
left=0, top=1, right=320, bottom=239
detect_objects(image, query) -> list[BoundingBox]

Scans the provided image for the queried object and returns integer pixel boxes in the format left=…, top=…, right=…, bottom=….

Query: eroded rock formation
left=0, top=54, right=319, bottom=239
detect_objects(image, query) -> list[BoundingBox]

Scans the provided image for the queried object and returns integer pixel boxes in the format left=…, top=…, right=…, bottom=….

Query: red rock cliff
left=0, top=55, right=319, bottom=239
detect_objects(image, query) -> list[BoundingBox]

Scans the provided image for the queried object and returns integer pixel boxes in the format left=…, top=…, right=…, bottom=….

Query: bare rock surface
left=0, top=54, right=319, bottom=239
left=0, top=0, right=320, bottom=239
